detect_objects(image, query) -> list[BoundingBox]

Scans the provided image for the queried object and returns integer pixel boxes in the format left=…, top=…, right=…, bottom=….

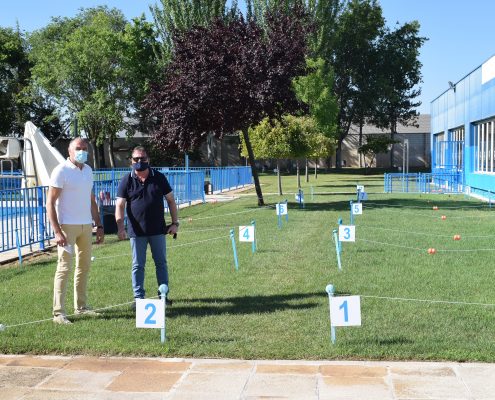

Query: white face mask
left=74, top=150, right=88, bottom=164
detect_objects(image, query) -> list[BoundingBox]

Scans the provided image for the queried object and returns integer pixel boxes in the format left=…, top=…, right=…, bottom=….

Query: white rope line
left=360, top=295, right=495, bottom=307
left=365, top=202, right=489, bottom=210
left=360, top=225, right=495, bottom=239
left=2, top=300, right=149, bottom=329
left=94, top=235, right=229, bottom=260
left=184, top=205, right=273, bottom=221
left=359, top=238, right=495, bottom=252
left=359, top=238, right=423, bottom=251
left=169, top=235, right=228, bottom=248
left=363, top=205, right=495, bottom=219
left=180, top=226, right=230, bottom=233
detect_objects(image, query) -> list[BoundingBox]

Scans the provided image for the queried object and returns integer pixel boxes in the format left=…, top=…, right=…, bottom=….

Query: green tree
left=29, top=7, right=132, bottom=168
left=358, top=134, right=397, bottom=173
left=370, top=21, right=426, bottom=166
left=306, top=128, right=335, bottom=179
left=241, top=115, right=313, bottom=194
left=331, top=0, right=385, bottom=168
left=150, top=0, right=238, bottom=67
left=0, top=26, right=63, bottom=138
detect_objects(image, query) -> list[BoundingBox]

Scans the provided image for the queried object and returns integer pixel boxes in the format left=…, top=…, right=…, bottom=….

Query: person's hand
left=117, top=228, right=127, bottom=241
left=95, top=226, right=104, bottom=244
left=55, top=231, right=67, bottom=247
left=167, top=224, right=178, bottom=236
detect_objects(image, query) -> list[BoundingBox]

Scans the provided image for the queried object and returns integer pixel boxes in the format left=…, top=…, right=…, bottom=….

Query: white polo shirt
left=50, top=159, right=94, bottom=224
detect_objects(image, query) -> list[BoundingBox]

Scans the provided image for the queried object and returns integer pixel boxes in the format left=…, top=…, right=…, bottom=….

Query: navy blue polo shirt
left=116, top=169, right=173, bottom=237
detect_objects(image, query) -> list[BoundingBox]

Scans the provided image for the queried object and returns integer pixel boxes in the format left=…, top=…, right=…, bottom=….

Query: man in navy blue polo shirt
left=115, top=146, right=179, bottom=306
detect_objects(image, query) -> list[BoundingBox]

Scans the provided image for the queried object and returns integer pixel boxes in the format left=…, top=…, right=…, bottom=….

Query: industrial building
left=431, top=54, right=495, bottom=198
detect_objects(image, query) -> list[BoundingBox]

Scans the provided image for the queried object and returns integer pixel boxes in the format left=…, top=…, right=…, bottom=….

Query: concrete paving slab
left=63, top=357, right=135, bottom=372
left=318, top=375, right=392, bottom=400
left=0, top=366, right=55, bottom=388
left=173, top=371, right=249, bottom=398
left=106, top=370, right=182, bottom=392
left=0, top=385, right=31, bottom=400
left=190, top=361, right=252, bottom=374
left=392, top=374, right=471, bottom=399
left=6, top=355, right=69, bottom=369
left=38, top=369, right=119, bottom=392
left=457, top=364, right=495, bottom=400
left=320, top=364, right=388, bottom=378
left=256, top=364, right=319, bottom=375
left=243, top=373, right=318, bottom=400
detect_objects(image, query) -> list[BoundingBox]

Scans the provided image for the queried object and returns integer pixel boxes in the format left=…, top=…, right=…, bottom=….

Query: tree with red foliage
left=144, top=8, right=309, bottom=205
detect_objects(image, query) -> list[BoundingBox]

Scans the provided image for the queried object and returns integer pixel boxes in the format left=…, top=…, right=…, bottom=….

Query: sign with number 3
left=338, top=225, right=355, bottom=242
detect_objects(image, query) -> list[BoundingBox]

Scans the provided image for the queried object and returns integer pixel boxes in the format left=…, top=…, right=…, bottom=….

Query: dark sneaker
left=157, top=290, right=173, bottom=306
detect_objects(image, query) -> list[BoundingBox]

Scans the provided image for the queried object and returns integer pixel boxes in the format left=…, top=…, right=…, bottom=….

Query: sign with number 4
left=338, top=225, right=355, bottom=242
left=239, top=225, right=255, bottom=242
left=136, top=299, right=164, bottom=329
left=330, top=296, right=361, bottom=326
left=352, top=203, right=363, bottom=215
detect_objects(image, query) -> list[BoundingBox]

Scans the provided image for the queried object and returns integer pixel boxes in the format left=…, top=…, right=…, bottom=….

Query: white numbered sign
left=352, top=203, right=363, bottom=215
left=136, top=299, right=164, bottom=329
left=356, top=185, right=365, bottom=192
left=330, top=296, right=361, bottom=327
left=276, top=203, right=288, bottom=215
left=338, top=225, right=355, bottom=242
left=239, top=225, right=255, bottom=242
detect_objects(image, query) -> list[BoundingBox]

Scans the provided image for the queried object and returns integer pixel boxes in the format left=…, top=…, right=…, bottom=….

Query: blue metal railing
left=384, top=172, right=464, bottom=194
left=210, top=166, right=252, bottom=193
left=0, top=186, right=54, bottom=253
left=0, top=170, right=23, bottom=190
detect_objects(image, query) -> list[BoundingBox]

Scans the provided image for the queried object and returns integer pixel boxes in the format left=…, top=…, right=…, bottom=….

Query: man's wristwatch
left=171, top=221, right=179, bottom=227
left=97, top=225, right=104, bottom=230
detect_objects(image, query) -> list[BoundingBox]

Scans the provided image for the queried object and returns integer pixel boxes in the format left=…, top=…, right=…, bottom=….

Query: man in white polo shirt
left=47, top=137, right=104, bottom=324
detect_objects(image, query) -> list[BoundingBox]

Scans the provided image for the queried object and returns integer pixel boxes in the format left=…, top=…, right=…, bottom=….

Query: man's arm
left=46, top=186, right=66, bottom=246
left=115, top=197, right=127, bottom=240
left=90, top=192, right=104, bottom=244
left=165, top=192, right=179, bottom=235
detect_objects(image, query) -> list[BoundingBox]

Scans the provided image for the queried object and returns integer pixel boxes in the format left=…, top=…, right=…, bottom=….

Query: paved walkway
left=1, top=355, right=494, bottom=399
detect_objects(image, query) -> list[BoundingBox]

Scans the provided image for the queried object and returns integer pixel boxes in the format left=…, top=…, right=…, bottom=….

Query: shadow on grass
left=102, top=292, right=325, bottom=319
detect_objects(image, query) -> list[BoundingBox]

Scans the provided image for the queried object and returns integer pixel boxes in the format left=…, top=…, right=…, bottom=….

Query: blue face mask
left=133, top=162, right=149, bottom=172
left=74, top=150, right=88, bottom=164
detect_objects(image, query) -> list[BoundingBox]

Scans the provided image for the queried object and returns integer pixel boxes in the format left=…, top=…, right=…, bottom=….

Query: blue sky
left=1, top=0, right=494, bottom=115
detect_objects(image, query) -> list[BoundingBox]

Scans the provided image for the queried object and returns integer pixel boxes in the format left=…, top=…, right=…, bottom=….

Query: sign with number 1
left=329, top=296, right=361, bottom=326
left=136, top=299, right=164, bottom=328
left=239, top=225, right=255, bottom=242
left=338, top=225, right=355, bottom=242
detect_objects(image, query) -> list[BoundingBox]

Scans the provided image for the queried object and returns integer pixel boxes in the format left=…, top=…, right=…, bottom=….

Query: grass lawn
left=1, top=171, right=495, bottom=361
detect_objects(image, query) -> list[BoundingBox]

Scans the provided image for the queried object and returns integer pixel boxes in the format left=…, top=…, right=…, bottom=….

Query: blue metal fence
left=384, top=172, right=464, bottom=194
left=210, top=167, right=252, bottom=193
left=0, top=186, right=54, bottom=253
left=0, top=170, right=23, bottom=190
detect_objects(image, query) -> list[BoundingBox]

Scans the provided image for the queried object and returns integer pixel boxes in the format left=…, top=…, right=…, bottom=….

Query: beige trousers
left=53, top=224, right=93, bottom=316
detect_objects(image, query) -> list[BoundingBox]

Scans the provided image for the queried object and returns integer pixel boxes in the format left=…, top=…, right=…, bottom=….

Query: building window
left=450, top=126, right=464, bottom=171
left=434, top=132, right=445, bottom=169
left=474, top=120, right=495, bottom=173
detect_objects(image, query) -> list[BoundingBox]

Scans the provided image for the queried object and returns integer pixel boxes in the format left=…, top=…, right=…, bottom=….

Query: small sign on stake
left=352, top=203, right=363, bottom=215
left=338, top=225, right=355, bottom=242
left=239, top=225, right=255, bottom=242
left=136, top=299, right=165, bottom=329
left=329, top=295, right=362, bottom=327
left=276, top=202, right=288, bottom=216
